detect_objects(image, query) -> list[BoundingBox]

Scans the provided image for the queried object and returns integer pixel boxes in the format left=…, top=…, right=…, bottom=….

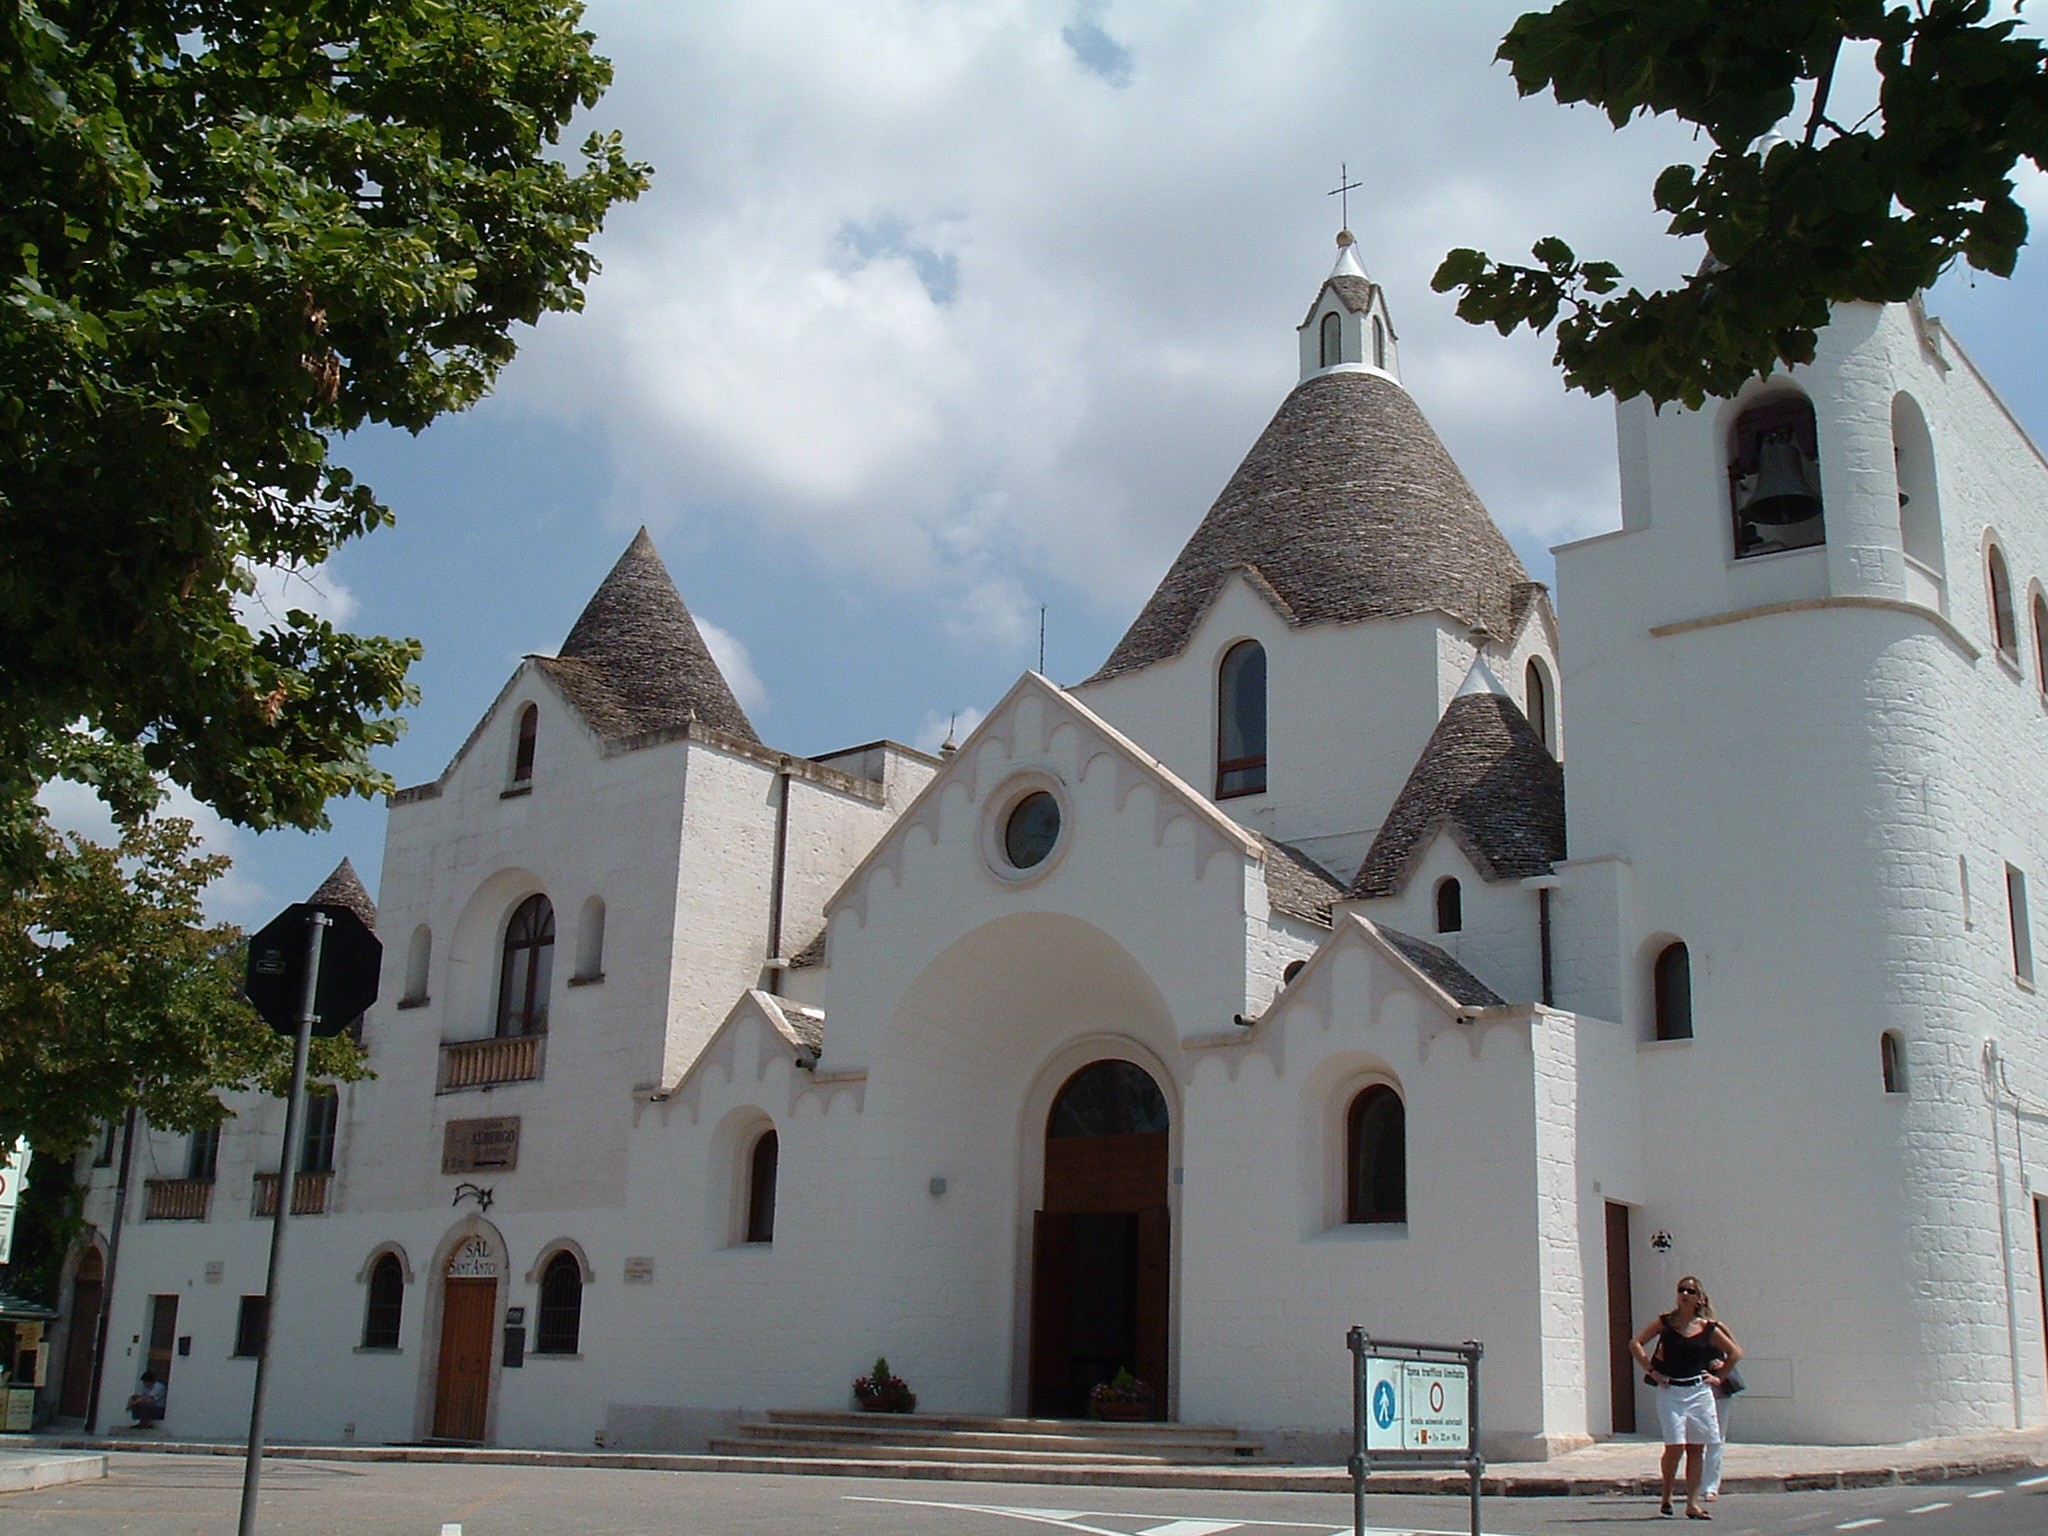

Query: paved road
left=2, top=1455, right=2045, bottom=1535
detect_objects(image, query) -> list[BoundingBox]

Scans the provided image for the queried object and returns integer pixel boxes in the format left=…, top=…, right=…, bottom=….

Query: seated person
left=126, top=1371, right=166, bottom=1427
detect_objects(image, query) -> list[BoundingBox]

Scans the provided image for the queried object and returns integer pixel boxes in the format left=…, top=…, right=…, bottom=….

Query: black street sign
left=244, top=903, right=382, bottom=1037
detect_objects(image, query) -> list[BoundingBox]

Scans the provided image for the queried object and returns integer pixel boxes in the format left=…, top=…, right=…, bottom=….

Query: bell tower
left=1296, top=230, right=1399, bottom=384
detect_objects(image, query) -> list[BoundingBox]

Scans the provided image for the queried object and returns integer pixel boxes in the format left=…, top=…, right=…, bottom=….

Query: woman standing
left=1631, top=1276, right=1742, bottom=1519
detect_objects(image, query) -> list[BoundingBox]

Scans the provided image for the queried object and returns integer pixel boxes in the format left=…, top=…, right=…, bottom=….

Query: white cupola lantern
left=1297, top=229, right=1399, bottom=384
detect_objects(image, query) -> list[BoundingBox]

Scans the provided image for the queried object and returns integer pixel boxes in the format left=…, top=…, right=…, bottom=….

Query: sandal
left=1686, top=1509, right=1711, bottom=1520
left=1659, top=1499, right=1674, bottom=1516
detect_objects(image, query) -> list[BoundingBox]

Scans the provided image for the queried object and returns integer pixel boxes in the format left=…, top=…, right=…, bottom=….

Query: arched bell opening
left=1027, top=1059, right=1171, bottom=1420
left=1728, top=392, right=1825, bottom=559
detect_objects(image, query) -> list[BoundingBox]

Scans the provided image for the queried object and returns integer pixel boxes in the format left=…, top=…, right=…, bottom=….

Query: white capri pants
left=1655, top=1379, right=1722, bottom=1447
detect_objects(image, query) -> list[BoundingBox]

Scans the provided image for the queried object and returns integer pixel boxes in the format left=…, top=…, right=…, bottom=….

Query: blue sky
left=130, top=1, right=2048, bottom=927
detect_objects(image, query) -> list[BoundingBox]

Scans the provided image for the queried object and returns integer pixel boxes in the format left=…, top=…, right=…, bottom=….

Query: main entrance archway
left=433, top=1236, right=499, bottom=1441
left=1028, top=1059, right=1170, bottom=1418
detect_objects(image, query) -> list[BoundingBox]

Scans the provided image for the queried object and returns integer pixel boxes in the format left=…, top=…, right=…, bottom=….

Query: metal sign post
left=1347, top=1328, right=1485, bottom=1536
left=237, top=907, right=326, bottom=1536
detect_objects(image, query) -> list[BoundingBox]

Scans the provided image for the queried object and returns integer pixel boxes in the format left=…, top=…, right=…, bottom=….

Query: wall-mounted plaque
left=623, top=1256, right=655, bottom=1284
left=445, top=1235, right=499, bottom=1278
left=442, top=1116, right=520, bottom=1175
left=204, top=1261, right=225, bottom=1285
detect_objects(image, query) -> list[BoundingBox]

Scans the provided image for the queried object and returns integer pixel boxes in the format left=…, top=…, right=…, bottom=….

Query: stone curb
left=48, top=1438, right=2048, bottom=1497
left=0, top=1451, right=109, bottom=1494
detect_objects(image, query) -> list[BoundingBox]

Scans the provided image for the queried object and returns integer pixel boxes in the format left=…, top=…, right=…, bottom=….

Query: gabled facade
left=48, top=234, right=2048, bottom=1462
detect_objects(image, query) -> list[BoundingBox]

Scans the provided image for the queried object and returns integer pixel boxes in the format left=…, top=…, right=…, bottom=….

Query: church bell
left=1737, top=429, right=1823, bottom=526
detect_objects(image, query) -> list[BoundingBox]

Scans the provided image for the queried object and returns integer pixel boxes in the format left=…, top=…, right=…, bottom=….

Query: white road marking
left=1905, top=1502, right=1950, bottom=1514
left=1967, top=1488, right=2004, bottom=1499
left=1835, top=1521, right=1884, bottom=1531
left=440, top=1526, right=462, bottom=1536
left=844, top=1496, right=1503, bottom=1536
left=2017, top=1472, right=2048, bottom=1488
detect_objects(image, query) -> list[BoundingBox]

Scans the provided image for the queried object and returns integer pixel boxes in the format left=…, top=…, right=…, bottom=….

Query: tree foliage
left=0, top=0, right=648, bottom=887
left=0, top=0, right=645, bottom=1142
left=1433, top=0, right=2048, bottom=407
left=0, top=816, right=364, bottom=1154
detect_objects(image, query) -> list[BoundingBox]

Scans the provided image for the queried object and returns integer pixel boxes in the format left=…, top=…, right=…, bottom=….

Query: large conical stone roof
left=536, top=530, right=759, bottom=745
left=309, top=857, right=377, bottom=930
left=1089, top=371, right=1530, bottom=682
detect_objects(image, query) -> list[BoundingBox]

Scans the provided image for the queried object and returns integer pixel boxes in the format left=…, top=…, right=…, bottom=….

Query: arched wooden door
left=432, top=1237, right=499, bottom=1441
left=1028, top=1059, right=1170, bottom=1418
left=57, top=1248, right=104, bottom=1416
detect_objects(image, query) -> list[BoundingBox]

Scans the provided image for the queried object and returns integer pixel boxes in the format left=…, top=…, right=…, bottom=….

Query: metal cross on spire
left=1328, top=163, right=1363, bottom=232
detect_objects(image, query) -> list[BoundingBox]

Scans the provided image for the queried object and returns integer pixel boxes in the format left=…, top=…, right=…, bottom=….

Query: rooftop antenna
left=1038, top=604, right=1047, bottom=675
left=1328, top=162, right=1362, bottom=237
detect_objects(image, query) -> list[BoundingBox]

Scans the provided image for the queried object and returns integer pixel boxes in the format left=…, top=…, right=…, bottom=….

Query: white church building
left=46, top=232, right=2048, bottom=1460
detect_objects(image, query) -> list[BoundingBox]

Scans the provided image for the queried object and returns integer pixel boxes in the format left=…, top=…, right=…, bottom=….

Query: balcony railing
left=252, top=1170, right=332, bottom=1217
left=143, top=1177, right=213, bottom=1222
left=439, top=1033, right=544, bottom=1093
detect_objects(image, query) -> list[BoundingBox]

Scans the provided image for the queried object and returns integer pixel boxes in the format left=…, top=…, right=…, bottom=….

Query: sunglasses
left=1678, top=1286, right=1701, bottom=1296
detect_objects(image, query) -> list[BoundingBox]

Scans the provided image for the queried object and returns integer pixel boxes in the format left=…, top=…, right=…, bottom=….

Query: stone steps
left=711, top=1409, right=1268, bottom=1472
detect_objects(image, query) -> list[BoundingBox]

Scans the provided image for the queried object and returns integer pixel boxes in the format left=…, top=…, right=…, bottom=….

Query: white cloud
left=237, top=559, right=360, bottom=631
left=696, top=618, right=770, bottom=715
left=36, top=777, right=271, bottom=925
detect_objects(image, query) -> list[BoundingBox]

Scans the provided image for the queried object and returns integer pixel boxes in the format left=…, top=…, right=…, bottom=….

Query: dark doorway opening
left=57, top=1249, right=104, bottom=1416
left=1605, top=1201, right=1637, bottom=1434
left=1028, top=1059, right=1170, bottom=1418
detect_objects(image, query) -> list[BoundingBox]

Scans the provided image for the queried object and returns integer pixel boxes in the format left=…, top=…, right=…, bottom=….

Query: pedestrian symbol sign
left=1362, top=1356, right=1471, bottom=1453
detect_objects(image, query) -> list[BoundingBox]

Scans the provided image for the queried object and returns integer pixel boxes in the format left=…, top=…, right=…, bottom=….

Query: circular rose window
left=1003, top=790, right=1061, bottom=869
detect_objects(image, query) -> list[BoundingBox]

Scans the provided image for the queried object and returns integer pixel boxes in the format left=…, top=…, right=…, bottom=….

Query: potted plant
left=1088, top=1368, right=1155, bottom=1421
left=852, top=1356, right=917, bottom=1414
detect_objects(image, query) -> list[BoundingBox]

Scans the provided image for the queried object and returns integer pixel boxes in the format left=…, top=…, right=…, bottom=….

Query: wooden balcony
left=439, top=1032, right=544, bottom=1093
left=252, top=1171, right=332, bottom=1217
left=142, top=1177, right=212, bottom=1222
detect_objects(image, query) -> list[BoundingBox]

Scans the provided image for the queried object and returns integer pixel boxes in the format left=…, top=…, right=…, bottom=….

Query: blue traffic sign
left=1372, top=1378, right=1396, bottom=1430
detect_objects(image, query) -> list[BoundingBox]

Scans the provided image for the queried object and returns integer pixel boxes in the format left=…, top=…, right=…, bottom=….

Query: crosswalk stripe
left=1967, top=1488, right=2004, bottom=1499
left=2017, top=1472, right=2048, bottom=1488
left=1835, top=1520, right=1883, bottom=1531
left=1136, top=1524, right=1243, bottom=1536
left=1906, top=1502, right=1950, bottom=1514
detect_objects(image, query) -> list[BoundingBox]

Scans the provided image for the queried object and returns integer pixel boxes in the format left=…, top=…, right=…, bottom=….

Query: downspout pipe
left=764, top=758, right=793, bottom=997
left=82, top=1102, right=139, bottom=1435
left=1984, top=1039, right=2028, bottom=1430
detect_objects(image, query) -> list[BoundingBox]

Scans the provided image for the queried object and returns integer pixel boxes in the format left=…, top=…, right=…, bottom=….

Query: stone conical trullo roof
left=309, top=858, right=377, bottom=931
left=1087, top=369, right=1532, bottom=684
left=535, top=529, right=759, bottom=745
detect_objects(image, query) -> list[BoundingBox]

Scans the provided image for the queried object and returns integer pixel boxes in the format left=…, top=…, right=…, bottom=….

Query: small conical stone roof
left=1088, top=372, right=1530, bottom=683
left=309, top=858, right=377, bottom=931
left=537, top=530, right=759, bottom=745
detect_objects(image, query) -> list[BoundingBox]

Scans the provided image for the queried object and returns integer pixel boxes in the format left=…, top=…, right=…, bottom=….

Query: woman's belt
left=1662, top=1374, right=1708, bottom=1386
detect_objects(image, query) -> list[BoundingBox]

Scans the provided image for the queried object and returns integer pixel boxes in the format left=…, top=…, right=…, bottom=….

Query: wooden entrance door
left=1028, top=1060, right=1171, bottom=1418
left=146, top=1294, right=178, bottom=1398
left=433, top=1279, right=497, bottom=1441
left=58, top=1250, right=104, bottom=1416
left=1605, top=1202, right=1636, bottom=1434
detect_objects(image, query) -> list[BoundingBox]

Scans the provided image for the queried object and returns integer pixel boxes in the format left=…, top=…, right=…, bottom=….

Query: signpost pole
left=236, top=909, right=327, bottom=1536
left=1464, top=1341, right=1484, bottom=1536
left=1347, top=1326, right=1367, bottom=1536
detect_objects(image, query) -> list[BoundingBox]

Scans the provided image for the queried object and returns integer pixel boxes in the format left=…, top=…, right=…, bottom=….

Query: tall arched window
left=1435, top=877, right=1462, bottom=934
left=1893, top=394, right=1945, bottom=610
left=1346, top=1086, right=1407, bottom=1224
left=2034, top=593, right=2048, bottom=696
left=1319, top=311, right=1341, bottom=368
left=1988, top=543, right=2018, bottom=658
left=1525, top=659, right=1551, bottom=750
left=512, top=703, right=538, bottom=784
left=403, top=924, right=431, bottom=1004
left=362, top=1253, right=404, bottom=1349
left=534, top=1251, right=583, bottom=1354
left=1216, top=640, right=1267, bottom=798
left=575, top=896, right=606, bottom=982
left=1371, top=317, right=1386, bottom=369
left=496, top=895, right=554, bottom=1037
left=1880, top=1031, right=1907, bottom=1096
left=1729, top=394, right=1824, bottom=558
left=1653, top=942, right=1693, bottom=1041
left=744, top=1129, right=779, bottom=1244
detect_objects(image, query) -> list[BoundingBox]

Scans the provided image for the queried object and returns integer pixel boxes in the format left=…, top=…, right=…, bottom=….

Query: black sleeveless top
left=1657, top=1319, right=1722, bottom=1379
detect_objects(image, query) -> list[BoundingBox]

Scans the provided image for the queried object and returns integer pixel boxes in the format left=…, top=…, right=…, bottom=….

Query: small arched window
left=1880, top=1031, right=1907, bottom=1096
left=1282, top=958, right=1307, bottom=985
left=1319, top=311, right=1342, bottom=368
left=1435, top=878, right=1462, bottom=934
left=1893, top=394, right=1945, bottom=609
left=575, top=896, right=605, bottom=982
left=1525, top=659, right=1551, bottom=750
left=534, top=1251, right=583, bottom=1354
left=745, top=1129, right=779, bottom=1244
left=1345, top=1086, right=1407, bottom=1224
left=1653, top=941, right=1693, bottom=1041
left=1216, top=640, right=1267, bottom=799
left=362, top=1253, right=404, bottom=1349
left=403, top=924, right=431, bottom=1004
left=2034, top=594, right=2048, bottom=696
left=1988, top=543, right=2018, bottom=658
left=496, top=894, right=554, bottom=1038
left=513, top=704, right=538, bottom=784
left=1371, top=317, right=1386, bottom=370
left=1729, top=394, right=1824, bottom=559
